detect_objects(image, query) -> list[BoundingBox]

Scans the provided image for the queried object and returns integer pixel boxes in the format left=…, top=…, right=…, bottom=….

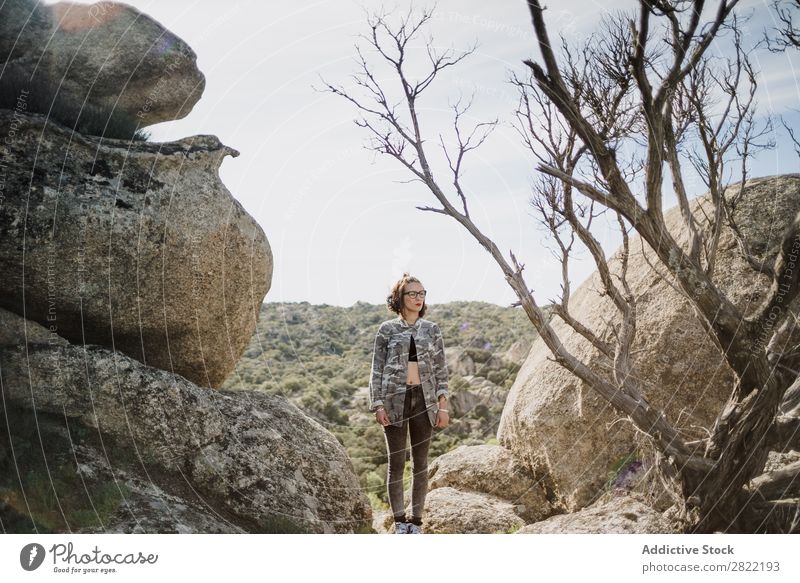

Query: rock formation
left=0, top=109, right=271, bottom=389
left=515, top=493, right=679, bottom=534
left=0, top=403, right=244, bottom=534
left=428, top=444, right=552, bottom=523
left=0, top=308, right=372, bottom=533
left=448, top=375, right=507, bottom=419
left=498, top=175, right=800, bottom=512
left=0, top=0, right=371, bottom=534
left=1, top=0, right=204, bottom=128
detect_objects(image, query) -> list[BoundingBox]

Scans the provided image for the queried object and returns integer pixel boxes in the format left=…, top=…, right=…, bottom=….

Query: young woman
left=369, top=273, right=450, bottom=534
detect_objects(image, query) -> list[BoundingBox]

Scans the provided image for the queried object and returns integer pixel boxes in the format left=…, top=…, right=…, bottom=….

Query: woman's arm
left=431, top=323, right=449, bottom=401
left=369, top=325, right=389, bottom=412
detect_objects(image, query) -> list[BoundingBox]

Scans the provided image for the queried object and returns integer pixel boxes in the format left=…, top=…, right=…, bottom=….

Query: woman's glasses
left=403, top=291, right=427, bottom=299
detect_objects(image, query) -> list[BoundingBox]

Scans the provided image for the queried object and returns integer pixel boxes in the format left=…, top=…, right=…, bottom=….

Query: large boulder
left=0, top=1, right=50, bottom=67
left=0, top=109, right=272, bottom=388
left=371, top=442, right=552, bottom=533
left=422, top=487, right=525, bottom=534
left=1, top=0, right=204, bottom=127
left=446, top=346, right=477, bottom=376
left=0, top=404, right=243, bottom=533
left=449, top=375, right=507, bottom=418
left=503, top=338, right=532, bottom=365
left=428, top=444, right=552, bottom=522
left=0, top=309, right=371, bottom=533
left=498, top=175, right=800, bottom=511
left=0, top=304, right=60, bottom=346
left=516, top=493, right=679, bottom=534
left=371, top=492, right=526, bottom=534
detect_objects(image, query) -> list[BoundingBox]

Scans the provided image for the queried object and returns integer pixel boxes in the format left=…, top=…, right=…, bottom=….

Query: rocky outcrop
left=0, top=405, right=243, bottom=533
left=0, top=1, right=49, bottom=67
left=0, top=109, right=272, bottom=388
left=421, top=487, right=526, bottom=534
left=446, top=346, right=478, bottom=376
left=369, top=443, right=552, bottom=534
left=503, top=338, right=532, bottom=365
left=446, top=346, right=509, bottom=377
left=0, top=309, right=371, bottom=533
left=1, top=0, right=204, bottom=127
left=373, top=444, right=555, bottom=533
left=0, top=0, right=370, bottom=536
left=0, top=305, right=60, bottom=346
left=448, top=375, right=507, bottom=418
left=428, top=444, right=552, bottom=522
left=498, top=175, right=800, bottom=511
left=515, top=494, right=679, bottom=534
left=373, top=488, right=527, bottom=534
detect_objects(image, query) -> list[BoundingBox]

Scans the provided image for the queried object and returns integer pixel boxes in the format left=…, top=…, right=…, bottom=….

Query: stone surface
left=422, top=487, right=526, bottom=534
left=503, top=338, right=533, bottom=365
left=429, top=444, right=552, bottom=522
left=498, top=175, right=800, bottom=511
left=0, top=321, right=371, bottom=534
left=449, top=375, right=507, bottom=418
left=0, top=1, right=49, bottom=68
left=1, top=0, right=204, bottom=127
left=516, top=493, right=679, bottom=534
left=0, top=109, right=272, bottom=388
left=372, top=482, right=530, bottom=534
left=0, top=400, right=244, bottom=534
left=446, top=346, right=477, bottom=376
left=372, top=509, right=393, bottom=534
left=0, top=306, right=65, bottom=347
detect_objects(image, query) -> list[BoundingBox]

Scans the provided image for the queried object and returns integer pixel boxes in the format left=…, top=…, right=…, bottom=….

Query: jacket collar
left=398, top=315, right=422, bottom=329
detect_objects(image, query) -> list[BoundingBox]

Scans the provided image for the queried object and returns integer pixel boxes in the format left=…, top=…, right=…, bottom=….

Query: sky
left=43, top=0, right=800, bottom=307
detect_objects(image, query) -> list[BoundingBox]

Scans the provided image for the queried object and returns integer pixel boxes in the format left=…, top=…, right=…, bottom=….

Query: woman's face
left=401, top=281, right=425, bottom=316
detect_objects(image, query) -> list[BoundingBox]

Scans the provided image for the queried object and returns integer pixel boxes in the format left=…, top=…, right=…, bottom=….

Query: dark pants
left=383, top=383, right=433, bottom=525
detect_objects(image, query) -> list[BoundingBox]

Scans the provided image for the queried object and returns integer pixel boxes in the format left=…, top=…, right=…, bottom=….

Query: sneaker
left=394, top=521, right=410, bottom=534
left=407, top=523, right=422, bottom=534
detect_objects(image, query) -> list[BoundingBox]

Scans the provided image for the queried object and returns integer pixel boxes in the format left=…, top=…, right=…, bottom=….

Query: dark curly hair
left=386, top=272, right=427, bottom=318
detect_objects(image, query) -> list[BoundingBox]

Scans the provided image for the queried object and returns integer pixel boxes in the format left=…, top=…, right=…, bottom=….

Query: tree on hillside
left=324, top=1, right=800, bottom=532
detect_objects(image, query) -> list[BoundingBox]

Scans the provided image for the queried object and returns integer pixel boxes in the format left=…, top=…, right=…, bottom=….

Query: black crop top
left=408, top=335, right=417, bottom=362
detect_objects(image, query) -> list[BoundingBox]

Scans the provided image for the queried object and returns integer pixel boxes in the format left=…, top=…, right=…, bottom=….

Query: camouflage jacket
left=368, top=316, right=449, bottom=427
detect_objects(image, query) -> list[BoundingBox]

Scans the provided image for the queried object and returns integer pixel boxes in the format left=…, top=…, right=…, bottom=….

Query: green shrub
left=464, top=347, right=492, bottom=363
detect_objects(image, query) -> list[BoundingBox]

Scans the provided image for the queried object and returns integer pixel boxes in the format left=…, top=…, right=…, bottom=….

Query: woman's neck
left=402, top=312, right=418, bottom=325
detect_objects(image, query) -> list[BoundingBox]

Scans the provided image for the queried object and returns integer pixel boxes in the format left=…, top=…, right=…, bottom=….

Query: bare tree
left=767, top=0, right=800, bottom=160
left=766, top=0, right=800, bottom=52
left=324, top=2, right=799, bottom=532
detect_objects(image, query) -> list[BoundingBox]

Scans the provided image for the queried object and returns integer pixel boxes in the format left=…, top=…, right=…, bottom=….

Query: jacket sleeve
left=431, top=323, right=449, bottom=399
left=368, top=325, right=389, bottom=412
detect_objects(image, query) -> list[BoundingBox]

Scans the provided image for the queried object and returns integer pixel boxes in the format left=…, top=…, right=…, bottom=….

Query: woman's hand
left=375, top=407, right=390, bottom=426
left=435, top=409, right=449, bottom=429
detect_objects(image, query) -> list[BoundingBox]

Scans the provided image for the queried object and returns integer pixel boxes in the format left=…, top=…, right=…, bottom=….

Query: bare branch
left=331, top=0, right=791, bottom=533
left=753, top=211, right=800, bottom=332
left=415, top=205, right=449, bottom=215
left=782, top=116, right=800, bottom=158
left=439, top=93, right=499, bottom=219
left=765, top=0, right=800, bottom=52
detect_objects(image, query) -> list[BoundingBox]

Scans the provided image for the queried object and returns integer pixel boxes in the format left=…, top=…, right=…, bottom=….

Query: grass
left=0, top=66, right=151, bottom=141
left=14, top=463, right=129, bottom=532
left=0, top=405, right=129, bottom=533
